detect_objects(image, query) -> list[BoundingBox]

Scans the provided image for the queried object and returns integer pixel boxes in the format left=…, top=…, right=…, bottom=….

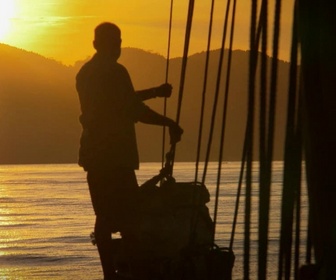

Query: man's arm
left=136, top=83, right=172, bottom=101
left=138, top=107, right=183, bottom=144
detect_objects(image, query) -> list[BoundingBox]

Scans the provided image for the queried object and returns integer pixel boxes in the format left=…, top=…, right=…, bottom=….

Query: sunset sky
left=0, top=0, right=294, bottom=65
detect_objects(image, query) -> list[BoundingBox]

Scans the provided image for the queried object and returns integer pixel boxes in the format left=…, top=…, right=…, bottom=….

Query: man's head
left=93, top=22, right=121, bottom=59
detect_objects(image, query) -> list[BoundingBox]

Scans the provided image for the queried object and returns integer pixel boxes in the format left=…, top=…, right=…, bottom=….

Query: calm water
left=0, top=162, right=308, bottom=279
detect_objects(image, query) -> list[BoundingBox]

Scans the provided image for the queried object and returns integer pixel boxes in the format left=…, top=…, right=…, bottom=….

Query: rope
left=194, top=0, right=215, bottom=183
left=190, top=0, right=223, bottom=247
left=258, top=0, right=282, bottom=277
left=244, top=0, right=258, bottom=277
left=258, top=0, right=270, bottom=278
left=161, top=0, right=174, bottom=170
left=169, top=0, right=195, bottom=173
left=294, top=154, right=302, bottom=279
left=231, top=0, right=281, bottom=265
left=277, top=1, right=301, bottom=278
left=201, top=0, right=233, bottom=186
left=212, top=0, right=238, bottom=244
left=230, top=139, right=246, bottom=250
left=305, top=208, right=313, bottom=265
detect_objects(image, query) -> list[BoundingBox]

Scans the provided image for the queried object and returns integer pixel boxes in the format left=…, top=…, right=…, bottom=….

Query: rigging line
left=190, top=0, right=221, bottom=246
left=282, top=121, right=302, bottom=280
left=165, top=0, right=173, bottom=84
left=294, top=118, right=303, bottom=280
left=294, top=190, right=301, bottom=280
left=244, top=0, right=258, bottom=278
left=249, top=0, right=266, bottom=63
left=229, top=0, right=272, bottom=246
left=277, top=1, right=299, bottom=278
left=169, top=0, right=195, bottom=173
left=229, top=0, right=276, bottom=247
left=212, top=0, right=238, bottom=244
left=293, top=77, right=304, bottom=278
left=259, top=0, right=281, bottom=277
left=201, top=0, right=233, bottom=186
left=258, top=0, right=268, bottom=174
left=305, top=201, right=313, bottom=265
left=161, top=0, right=174, bottom=169
left=194, top=0, right=215, bottom=183
left=304, top=85, right=313, bottom=267
left=201, top=0, right=263, bottom=185
left=175, top=0, right=195, bottom=125
left=258, top=0, right=269, bottom=279
left=232, top=1, right=281, bottom=242
left=229, top=136, right=247, bottom=250
left=259, top=0, right=282, bottom=277
left=267, top=0, right=281, bottom=166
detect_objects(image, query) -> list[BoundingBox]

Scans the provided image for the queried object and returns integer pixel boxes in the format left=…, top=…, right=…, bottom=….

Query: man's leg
left=87, top=168, right=138, bottom=279
left=94, top=215, right=117, bottom=279
left=87, top=169, right=118, bottom=280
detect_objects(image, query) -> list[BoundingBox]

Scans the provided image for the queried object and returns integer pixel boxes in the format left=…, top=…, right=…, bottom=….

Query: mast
left=298, top=0, right=336, bottom=278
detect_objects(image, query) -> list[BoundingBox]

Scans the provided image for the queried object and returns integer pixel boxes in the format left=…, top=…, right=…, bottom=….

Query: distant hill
left=0, top=43, right=80, bottom=164
left=0, top=43, right=290, bottom=164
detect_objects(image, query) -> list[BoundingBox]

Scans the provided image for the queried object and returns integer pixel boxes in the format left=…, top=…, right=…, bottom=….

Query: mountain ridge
left=0, top=43, right=290, bottom=164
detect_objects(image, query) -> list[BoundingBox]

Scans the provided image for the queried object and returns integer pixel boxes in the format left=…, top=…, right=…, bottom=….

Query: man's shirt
left=76, top=53, right=148, bottom=170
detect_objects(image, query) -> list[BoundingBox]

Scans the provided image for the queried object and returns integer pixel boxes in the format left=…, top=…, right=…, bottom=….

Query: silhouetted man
left=76, top=22, right=183, bottom=279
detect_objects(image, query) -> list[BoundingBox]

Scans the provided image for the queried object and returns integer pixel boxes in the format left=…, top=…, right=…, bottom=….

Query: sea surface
left=0, top=162, right=308, bottom=279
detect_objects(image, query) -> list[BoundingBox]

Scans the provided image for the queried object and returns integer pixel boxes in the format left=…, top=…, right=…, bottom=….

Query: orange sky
left=0, top=0, right=294, bottom=65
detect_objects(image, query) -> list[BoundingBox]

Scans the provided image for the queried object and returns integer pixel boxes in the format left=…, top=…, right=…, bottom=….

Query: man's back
left=76, top=53, right=147, bottom=170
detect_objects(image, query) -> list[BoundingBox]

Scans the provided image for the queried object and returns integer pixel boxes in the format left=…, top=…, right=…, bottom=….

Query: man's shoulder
left=76, top=56, right=130, bottom=81
left=76, top=58, right=95, bottom=79
left=114, top=62, right=128, bottom=72
left=109, top=62, right=131, bottom=81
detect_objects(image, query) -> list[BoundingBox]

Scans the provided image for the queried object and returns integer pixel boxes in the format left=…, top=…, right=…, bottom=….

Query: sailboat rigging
left=90, top=0, right=336, bottom=279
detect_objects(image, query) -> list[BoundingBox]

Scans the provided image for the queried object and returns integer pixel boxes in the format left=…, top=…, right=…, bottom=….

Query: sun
left=0, top=0, right=16, bottom=40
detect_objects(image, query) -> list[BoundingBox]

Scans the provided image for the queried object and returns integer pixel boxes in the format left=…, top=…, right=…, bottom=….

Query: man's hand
left=169, top=122, right=183, bottom=144
left=154, top=83, right=172, bottom=98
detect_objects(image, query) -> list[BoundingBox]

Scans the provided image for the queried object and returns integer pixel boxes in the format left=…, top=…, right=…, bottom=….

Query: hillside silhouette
left=0, top=43, right=289, bottom=164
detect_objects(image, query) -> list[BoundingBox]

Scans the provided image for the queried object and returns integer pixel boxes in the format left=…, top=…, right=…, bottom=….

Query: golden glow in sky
left=0, top=0, right=294, bottom=65
left=0, top=0, right=16, bottom=40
